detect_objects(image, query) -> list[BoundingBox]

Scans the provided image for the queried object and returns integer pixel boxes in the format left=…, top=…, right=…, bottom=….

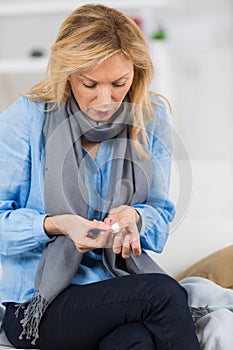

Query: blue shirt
left=0, top=96, right=175, bottom=304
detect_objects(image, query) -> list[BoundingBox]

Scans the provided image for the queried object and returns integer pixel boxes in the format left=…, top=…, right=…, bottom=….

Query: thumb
left=93, top=219, right=111, bottom=231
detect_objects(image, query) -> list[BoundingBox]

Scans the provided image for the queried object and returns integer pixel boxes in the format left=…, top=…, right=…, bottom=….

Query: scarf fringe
left=189, top=305, right=210, bottom=323
left=15, top=294, right=49, bottom=345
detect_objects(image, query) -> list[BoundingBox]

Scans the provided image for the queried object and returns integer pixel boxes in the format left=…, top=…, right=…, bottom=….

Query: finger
left=92, top=219, right=111, bottom=231
left=76, top=247, right=91, bottom=253
left=112, top=233, right=122, bottom=254
left=104, top=217, right=111, bottom=225
left=130, top=236, right=141, bottom=256
left=121, top=235, right=131, bottom=259
left=95, top=230, right=111, bottom=248
left=103, top=231, right=115, bottom=248
left=74, top=242, right=92, bottom=253
left=81, top=231, right=108, bottom=248
left=78, top=236, right=96, bottom=247
left=107, top=213, right=118, bottom=225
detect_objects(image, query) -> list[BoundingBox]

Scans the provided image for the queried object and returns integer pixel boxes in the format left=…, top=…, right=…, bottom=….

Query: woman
left=0, top=4, right=200, bottom=350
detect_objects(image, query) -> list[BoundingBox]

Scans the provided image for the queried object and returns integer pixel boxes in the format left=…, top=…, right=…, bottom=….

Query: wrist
left=134, top=209, right=142, bottom=232
left=43, top=215, right=65, bottom=236
left=134, top=209, right=140, bottom=223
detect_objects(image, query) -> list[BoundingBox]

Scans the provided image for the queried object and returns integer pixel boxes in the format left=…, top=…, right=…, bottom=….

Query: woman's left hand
left=105, top=205, right=141, bottom=259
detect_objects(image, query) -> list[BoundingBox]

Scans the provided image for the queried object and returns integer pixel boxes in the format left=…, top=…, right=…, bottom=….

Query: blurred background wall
left=0, top=0, right=232, bottom=160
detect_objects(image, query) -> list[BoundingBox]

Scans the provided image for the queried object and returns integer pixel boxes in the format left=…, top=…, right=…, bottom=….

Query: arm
left=133, top=99, right=175, bottom=253
left=0, top=98, right=52, bottom=256
left=44, top=215, right=111, bottom=252
left=106, top=100, right=175, bottom=258
left=0, top=98, right=112, bottom=256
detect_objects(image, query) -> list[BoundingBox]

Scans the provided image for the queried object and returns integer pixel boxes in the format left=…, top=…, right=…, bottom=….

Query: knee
left=158, top=274, right=188, bottom=303
left=143, top=273, right=185, bottom=293
left=140, top=273, right=188, bottom=305
left=159, top=274, right=187, bottom=297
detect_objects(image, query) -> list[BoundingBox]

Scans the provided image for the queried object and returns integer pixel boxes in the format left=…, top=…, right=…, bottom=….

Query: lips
left=89, top=107, right=119, bottom=120
left=87, top=104, right=121, bottom=120
left=93, top=109, right=113, bottom=118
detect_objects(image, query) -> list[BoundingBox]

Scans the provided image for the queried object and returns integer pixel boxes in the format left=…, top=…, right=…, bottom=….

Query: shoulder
left=0, top=96, right=46, bottom=127
left=146, top=94, right=171, bottom=134
left=0, top=97, right=46, bottom=145
left=143, top=94, right=173, bottom=154
left=150, top=93, right=171, bottom=121
left=1, top=96, right=45, bottom=117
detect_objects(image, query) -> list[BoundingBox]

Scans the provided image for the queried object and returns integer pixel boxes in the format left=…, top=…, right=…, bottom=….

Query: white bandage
left=111, top=222, right=120, bottom=233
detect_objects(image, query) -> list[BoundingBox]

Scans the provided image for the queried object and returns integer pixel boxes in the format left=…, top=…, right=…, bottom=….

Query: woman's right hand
left=44, top=214, right=111, bottom=253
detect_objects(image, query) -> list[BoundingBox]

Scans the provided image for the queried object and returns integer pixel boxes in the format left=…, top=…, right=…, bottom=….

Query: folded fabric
left=196, top=308, right=233, bottom=350
left=180, top=277, right=233, bottom=350
left=177, top=245, right=233, bottom=289
left=180, top=276, right=233, bottom=311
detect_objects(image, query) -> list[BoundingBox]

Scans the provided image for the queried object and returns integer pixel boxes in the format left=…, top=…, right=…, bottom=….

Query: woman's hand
left=105, top=205, right=142, bottom=259
left=44, top=214, right=111, bottom=253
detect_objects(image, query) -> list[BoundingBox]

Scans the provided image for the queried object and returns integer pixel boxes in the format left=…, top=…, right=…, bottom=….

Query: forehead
left=80, top=53, right=134, bottom=82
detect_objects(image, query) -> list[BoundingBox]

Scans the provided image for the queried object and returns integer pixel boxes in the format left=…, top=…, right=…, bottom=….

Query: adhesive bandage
left=111, top=222, right=120, bottom=233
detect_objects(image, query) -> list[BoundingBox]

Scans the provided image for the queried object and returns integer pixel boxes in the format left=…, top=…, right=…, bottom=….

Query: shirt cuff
left=33, top=214, right=55, bottom=244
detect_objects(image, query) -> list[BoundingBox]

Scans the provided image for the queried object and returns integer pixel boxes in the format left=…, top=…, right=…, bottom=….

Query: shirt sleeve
left=0, top=98, right=52, bottom=256
left=132, top=98, right=175, bottom=253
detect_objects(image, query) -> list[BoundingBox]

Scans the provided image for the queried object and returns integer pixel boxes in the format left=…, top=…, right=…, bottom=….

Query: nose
left=96, top=85, right=112, bottom=106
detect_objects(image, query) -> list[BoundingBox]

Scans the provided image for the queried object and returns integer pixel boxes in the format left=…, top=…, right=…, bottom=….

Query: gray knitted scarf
left=16, top=95, right=166, bottom=345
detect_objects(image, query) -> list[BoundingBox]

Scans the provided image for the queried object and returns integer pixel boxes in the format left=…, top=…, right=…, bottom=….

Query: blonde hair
left=27, top=4, right=162, bottom=151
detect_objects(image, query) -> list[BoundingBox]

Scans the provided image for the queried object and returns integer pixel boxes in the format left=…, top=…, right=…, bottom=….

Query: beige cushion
left=176, top=245, right=233, bottom=289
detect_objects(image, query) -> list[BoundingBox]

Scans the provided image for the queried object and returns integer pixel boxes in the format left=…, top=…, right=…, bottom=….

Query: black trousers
left=3, top=273, right=200, bottom=350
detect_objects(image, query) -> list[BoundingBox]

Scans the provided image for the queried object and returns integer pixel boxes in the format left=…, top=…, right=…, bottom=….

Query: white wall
left=148, top=1, right=233, bottom=274
left=153, top=159, right=233, bottom=276
left=1, top=4, right=232, bottom=160
left=149, top=2, right=233, bottom=160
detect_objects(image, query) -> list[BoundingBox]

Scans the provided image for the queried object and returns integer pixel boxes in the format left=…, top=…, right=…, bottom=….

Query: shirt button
left=93, top=210, right=99, bottom=216
left=94, top=189, right=99, bottom=196
left=94, top=167, right=98, bottom=173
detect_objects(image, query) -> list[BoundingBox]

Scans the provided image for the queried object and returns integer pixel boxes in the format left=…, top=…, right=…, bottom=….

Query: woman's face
left=69, top=52, right=134, bottom=121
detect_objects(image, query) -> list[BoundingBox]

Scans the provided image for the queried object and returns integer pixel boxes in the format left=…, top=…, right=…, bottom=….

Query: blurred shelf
left=0, top=0, right=168, bottom=17
left=0, top=0, right=168, bottom=74
left=0, top=57, right=48, bottom=74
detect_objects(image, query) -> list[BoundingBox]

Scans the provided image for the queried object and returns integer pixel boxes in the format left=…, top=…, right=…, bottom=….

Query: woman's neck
left=81, top=137, right=100, bottom=160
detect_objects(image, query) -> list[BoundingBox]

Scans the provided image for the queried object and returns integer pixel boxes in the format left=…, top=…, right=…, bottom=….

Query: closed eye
left=83, top=83, right=97, bottom=89
left=112, top=82, right=126, bottom=87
